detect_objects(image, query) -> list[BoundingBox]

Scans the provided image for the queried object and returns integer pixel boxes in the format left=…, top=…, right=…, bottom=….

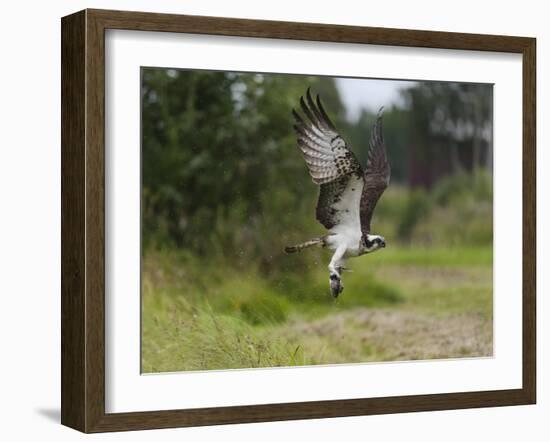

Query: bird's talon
left=329, top=273, right=344, bottom=298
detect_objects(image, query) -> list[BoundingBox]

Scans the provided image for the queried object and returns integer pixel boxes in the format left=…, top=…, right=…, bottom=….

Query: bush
left=411, top=171, right=493, bottom=247
left=432, top=170, right=492, bottom=207
left=239, top=295, right=290, bottom=325
left=396, top=190, right=433, bottom=241
left=373, top=171, right=493, bottom=247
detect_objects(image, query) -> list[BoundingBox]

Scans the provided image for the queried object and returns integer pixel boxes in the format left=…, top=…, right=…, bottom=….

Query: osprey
left=285, top=88, right=391, bottom=298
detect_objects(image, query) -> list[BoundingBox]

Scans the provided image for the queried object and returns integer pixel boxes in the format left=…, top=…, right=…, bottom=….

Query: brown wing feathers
left=292, top=88, right=364, bottom=230
left=360, top=109, right=391, bottom=234
left=292, top=88, right=361, bottom=185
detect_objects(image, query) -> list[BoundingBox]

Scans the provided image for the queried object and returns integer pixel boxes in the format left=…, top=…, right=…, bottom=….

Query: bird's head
left=362, top=234, right=386, bottom=254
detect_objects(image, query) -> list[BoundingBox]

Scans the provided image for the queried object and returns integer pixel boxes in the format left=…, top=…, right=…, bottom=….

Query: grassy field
left=141, top=245, right=492, bottom=373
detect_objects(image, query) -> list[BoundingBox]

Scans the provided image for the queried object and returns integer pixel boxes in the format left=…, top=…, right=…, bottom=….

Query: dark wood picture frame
left=61, top=8, right=536, bottom=433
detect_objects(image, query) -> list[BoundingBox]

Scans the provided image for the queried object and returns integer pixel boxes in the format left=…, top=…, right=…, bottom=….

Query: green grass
left=141, top=244, right=493, bottom=372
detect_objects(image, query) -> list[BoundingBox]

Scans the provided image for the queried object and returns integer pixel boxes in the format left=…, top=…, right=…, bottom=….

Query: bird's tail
left=284, top=237, right=325, bottom=254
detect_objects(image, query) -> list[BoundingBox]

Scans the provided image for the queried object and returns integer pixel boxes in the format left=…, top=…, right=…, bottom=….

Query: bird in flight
left=285, top=88, right=391, bottom=298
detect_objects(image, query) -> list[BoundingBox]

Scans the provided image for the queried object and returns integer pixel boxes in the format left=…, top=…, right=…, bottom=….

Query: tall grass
left=142, top=245, right=492, bottom=372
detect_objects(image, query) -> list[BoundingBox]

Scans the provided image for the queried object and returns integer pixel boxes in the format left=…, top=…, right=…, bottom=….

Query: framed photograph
left=61, top=9, right=536, bottom=433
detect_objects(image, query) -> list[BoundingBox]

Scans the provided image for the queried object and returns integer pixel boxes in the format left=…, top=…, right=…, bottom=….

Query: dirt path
left=283, top=308, right=493, bottom=363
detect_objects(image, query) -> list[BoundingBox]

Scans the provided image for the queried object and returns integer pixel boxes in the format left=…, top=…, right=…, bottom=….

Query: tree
left=401, top=82, right=493, bottom=188
left=141, top=69, right=345, bottom=251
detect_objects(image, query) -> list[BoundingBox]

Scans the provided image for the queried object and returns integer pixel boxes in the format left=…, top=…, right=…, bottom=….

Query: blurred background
left=141, top=68, right=493, bottom=373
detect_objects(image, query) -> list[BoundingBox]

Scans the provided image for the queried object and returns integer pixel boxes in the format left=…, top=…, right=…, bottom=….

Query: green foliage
left=432, top=170, right=492, bottom=206
left=142, top=306, right=299, bottom=372
left=239, top=295, right=290, bottom=325
left=413, top=170, right=493, bottom=246
left=142, top=69, right=346, bottom=252
left=396, top=189, right=433, bottom=241
left=368, top=170, right=493, bottom=246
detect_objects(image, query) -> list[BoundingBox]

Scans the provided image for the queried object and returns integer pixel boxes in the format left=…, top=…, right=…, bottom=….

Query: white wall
left=0, top=0, right=546, bottom=440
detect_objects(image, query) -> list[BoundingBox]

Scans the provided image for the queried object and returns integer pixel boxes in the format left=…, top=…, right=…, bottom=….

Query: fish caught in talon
left=329, top=273, right=344, bottom=298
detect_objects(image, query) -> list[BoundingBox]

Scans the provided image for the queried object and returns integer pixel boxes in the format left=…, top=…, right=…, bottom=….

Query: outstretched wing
left=293, top=88, right=364, bottom=231
left=360, top=110, right=391, bottom=234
